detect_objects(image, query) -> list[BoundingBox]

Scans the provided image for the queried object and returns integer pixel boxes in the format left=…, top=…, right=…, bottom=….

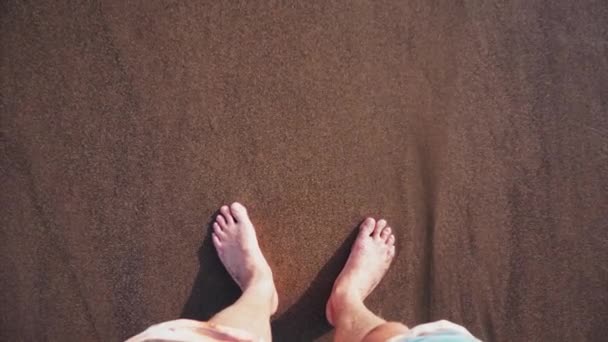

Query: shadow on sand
left=181, top=213, right=360, bottom=342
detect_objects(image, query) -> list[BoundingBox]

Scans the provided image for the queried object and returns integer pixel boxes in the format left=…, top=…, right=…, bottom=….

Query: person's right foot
left=326, top=217, right=396, bottom=325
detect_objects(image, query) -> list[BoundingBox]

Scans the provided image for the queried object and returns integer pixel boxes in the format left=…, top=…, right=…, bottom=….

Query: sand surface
left=2, top=1, right=607, bottom=341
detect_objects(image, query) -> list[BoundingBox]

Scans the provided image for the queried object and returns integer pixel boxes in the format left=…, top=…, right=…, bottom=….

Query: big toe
left=359, top=217, right=375, bottom=236
left=230, top=202, right=249, bottom=222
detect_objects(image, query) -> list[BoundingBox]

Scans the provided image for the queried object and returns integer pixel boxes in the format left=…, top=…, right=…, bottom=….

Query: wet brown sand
left=1, top=1, right=607, bottom=341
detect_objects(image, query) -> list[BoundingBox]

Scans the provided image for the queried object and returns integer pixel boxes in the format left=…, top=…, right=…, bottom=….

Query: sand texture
left=2, top=1, right=607, bottom=341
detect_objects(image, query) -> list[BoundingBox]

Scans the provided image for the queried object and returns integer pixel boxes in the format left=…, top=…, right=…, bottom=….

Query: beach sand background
left=2, top=1, right=607, bottom=341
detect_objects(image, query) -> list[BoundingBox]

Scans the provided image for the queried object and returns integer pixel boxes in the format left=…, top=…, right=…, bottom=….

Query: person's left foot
left=212, top=202, right=278, bottom=314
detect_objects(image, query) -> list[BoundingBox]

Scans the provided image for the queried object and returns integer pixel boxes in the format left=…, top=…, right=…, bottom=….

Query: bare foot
left=212, top=202, right=278, bottom=314
left=326, top=217, right=396, bottom=325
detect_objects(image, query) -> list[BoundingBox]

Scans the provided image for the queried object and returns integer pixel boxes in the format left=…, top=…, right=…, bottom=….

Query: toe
left=388, top=245, right=396, bottom=258
left=230, top=202, right=249, bottom=222
left=373, top=219, right=387, bottom=238
left=212, top=232, right=222, bottom=248
left=216, top=215, right=228, bottom=229
left=380, top=227, right=391, bottom=241
left=388, top=234, right=395, bottom=246
left=220, top=205, right=235, bottom=225
left=213, top=222, right=225, bottom=237
left=359, top=217, right=376, bottom=236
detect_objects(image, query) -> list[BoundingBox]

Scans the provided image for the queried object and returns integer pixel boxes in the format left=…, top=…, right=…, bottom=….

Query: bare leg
left=209, top=202, right=278, bottom=341
left=327, top=218, right=410, bottom=342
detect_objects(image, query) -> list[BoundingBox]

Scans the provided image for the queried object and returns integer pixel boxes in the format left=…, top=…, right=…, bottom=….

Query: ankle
left=332, top=282, right=363, bottom=304
left=244, top=273, right=273, bottom=293
left=250, top=266, right=273, bottom=284
left=330, top=290, right=365, bottom=325
left=242, top=278, right=277, bottom=315
left=244, top=270, right=275, bottom=296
